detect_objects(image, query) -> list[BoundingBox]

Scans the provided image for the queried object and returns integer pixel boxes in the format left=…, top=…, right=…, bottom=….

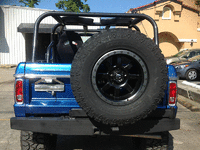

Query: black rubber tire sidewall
left=71, top=29, right=167, bottom=126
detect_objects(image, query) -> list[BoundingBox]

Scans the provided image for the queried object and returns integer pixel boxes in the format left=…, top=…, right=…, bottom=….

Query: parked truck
left=10, top=12, right=180, bottom=150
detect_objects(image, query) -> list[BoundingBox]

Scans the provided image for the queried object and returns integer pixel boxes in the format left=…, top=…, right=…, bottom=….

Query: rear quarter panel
left=14, top=63, right=178, bottom=117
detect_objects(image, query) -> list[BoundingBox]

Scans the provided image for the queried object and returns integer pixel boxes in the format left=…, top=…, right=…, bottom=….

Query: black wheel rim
left=92, top=50, right=148, bottom=105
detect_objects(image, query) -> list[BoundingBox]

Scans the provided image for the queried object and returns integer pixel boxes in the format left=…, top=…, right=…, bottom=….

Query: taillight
left=169, top=82, right=177, bottom=106
left=15, top=80, right=23, bottom=103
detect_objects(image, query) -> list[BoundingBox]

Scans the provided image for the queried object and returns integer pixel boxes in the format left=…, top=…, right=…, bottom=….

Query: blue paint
left=15, top=62, right=25, bottom=75
left=167, top=65, right=177, bottom=79
left=14, top=63, right=178, bottom=117
left=25, top=63, right=71, bottom=75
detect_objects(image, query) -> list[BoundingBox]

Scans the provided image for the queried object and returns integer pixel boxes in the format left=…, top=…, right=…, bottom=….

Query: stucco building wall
left=129, top=0, right=200, bottom=57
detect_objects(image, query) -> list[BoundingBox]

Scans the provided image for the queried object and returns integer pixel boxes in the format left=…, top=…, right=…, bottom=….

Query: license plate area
left=34, top=78, right=65, bottom=95
left=35, top=84, right=64, bottom=91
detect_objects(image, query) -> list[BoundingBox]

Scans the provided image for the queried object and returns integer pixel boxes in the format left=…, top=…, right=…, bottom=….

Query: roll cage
left=32, top=11, right=159, bottom=63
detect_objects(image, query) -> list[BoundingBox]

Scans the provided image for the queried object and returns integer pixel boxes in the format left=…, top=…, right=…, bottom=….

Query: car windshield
left=188, top=55, right=200, bottom=62
left=172, top=50, right=188, bottom=57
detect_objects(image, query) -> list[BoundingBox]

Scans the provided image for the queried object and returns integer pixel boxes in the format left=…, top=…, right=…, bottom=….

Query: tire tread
left=21, top=131, right=57, bottom=150
left=71, top=28, right=168, bottom=126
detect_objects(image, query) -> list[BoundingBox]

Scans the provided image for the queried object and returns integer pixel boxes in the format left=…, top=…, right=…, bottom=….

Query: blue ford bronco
left=11, top=12, right=180, bottom=150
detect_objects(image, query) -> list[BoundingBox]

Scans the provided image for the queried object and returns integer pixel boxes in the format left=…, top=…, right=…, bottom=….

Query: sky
left=0, top=0, right=155, bottom=13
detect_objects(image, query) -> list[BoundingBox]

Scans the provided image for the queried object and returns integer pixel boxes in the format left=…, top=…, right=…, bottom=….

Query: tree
left=19, top=0, right=40, bottom=8
left=55, top=0, right=90, bottom=12
left=195, top=0, right=200, bottom=5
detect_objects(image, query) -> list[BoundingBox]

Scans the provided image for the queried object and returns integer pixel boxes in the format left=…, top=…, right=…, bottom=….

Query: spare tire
left=71, top=28, right=167, bottom=126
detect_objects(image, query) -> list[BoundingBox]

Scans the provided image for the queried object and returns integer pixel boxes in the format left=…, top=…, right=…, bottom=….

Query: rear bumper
left=10, top=117, right=180, bottom=135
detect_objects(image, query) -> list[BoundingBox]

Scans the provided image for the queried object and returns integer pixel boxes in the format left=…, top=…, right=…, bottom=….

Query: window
left=195, top=50, right=200, bottom=56
left=189, top=52, right=195, bottom=58
left=197, top=50, right=200, bottom=54
left=162, top=6, right=171, bottom=20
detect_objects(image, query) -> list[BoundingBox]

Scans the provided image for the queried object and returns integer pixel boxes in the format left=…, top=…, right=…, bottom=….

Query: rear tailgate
left=14, top=63, right=80, bottom=117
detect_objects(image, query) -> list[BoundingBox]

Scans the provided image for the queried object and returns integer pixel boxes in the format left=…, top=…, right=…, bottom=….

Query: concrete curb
left=178, top=87, right=200, bottom=104
left=0, top=65, right=17, bottom=68
left=177, top=81, right=200, bottom=112
left=0, top=80, right=15, bottom=85
left=0, top=67, right=16, bottom=84
left=178, top=95, right=200, bottom=112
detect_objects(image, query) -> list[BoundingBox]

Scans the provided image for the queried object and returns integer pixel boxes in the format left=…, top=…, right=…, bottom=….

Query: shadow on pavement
left=56, top=132, right=174, bottom=150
